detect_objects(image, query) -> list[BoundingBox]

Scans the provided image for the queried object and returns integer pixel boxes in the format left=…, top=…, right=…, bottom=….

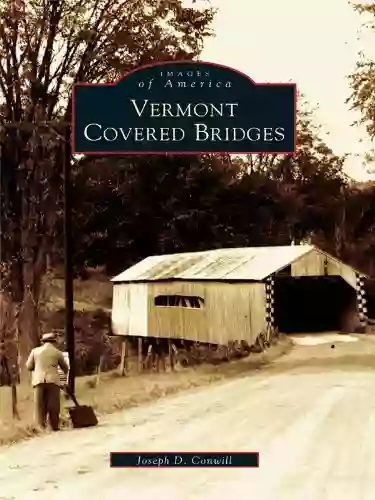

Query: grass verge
left=0, top=335, right=293, bottom=447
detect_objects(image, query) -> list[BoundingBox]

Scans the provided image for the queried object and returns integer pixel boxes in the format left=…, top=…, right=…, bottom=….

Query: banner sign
left=110, top=452, right=259, bottom=468
left=72, top=61, right=296, bottom=155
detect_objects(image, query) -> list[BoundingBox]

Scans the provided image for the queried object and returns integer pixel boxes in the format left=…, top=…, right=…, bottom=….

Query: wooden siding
left=291, top=250, right=325, bottom=276
left=111, top=281, right=267, bottom=345
left=147, top=282, right=206, bottom=342
left=205, top=283, right=266, bottom=345
left=111, top=284, right=148, bottom=336
left=326, top=259, right=357, bottom=289
left=291, top=249, right=357, bottom=289
left=147, top=281, right=266, bottom=345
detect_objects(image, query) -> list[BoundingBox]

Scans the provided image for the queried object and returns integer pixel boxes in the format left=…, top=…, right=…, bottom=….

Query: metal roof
left=111, top=245, right=318, bottom=282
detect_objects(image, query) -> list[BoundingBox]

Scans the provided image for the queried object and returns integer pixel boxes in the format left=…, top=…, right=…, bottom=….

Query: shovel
left=62, top=385, right=98, bottom=429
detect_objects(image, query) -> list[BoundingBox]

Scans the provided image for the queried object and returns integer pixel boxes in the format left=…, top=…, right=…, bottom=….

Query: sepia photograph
left=1, top=0, right=375, bottom=498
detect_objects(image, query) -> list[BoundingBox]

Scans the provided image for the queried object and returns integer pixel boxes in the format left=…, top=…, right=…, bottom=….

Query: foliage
left=0, top=0, right=216, bottom=358
left=347, top=2, right=375, bottom=140
left=1, top=0, right=375, bottom=379
left=347, top=3, right=375, bottom=164
left=344, top=1, right=375, bottom=273
left=42, top=308, right=118, bottom=376
left=68, top=102, right=351, bottom=276
left=0, top=0, right=215, bottom=121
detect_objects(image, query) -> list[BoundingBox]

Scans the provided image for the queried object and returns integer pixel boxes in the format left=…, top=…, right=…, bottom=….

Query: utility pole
left=340, top=184, right=346, bottom=255
left=335, top=184, right=346, bottom=257
left=63, top=125, right=75, bottom=395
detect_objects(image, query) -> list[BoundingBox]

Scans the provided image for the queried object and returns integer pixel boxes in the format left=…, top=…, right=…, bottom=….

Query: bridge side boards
left=265, top=275, right=275, bottom=341
left=355, top=273, right=368, bottom=327
left=265, top=271, right=368, bottom=337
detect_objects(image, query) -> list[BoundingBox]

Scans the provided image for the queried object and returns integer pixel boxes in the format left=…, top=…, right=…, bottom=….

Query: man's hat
left=41, top=332, right=57, bottom=343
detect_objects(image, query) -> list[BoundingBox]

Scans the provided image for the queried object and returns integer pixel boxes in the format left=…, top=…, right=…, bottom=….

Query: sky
left=198, top=0, right=375, bottom=181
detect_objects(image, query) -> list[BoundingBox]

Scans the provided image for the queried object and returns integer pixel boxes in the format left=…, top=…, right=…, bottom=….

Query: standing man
left=26, top=332, right=69, bottom=431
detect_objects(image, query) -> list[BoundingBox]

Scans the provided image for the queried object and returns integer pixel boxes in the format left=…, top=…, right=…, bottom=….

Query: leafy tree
left=70, top=154, right=238, bottom=275
left=346, top=1, right=375, bottom=273
left=347, top=2, right=375, bottom=141
left=230, top=101, right=346, bottom=246
left=70, top=101, right=348, bottom=277
left=0, top=0, right=215, bottom=362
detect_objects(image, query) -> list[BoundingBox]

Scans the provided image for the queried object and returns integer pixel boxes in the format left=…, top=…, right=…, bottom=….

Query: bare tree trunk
left=15, top=119, right=61, bottom=378
left=18, top=287, right=40, bottom=381
left=0, top=292, right=21, bottom=421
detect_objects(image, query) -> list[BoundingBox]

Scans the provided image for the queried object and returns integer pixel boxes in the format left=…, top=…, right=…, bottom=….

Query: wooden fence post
left=119, top=338, right=127, bottom=376
left=138, top=337, right=143, bottom=373
left=95, top=355, right=105, bottom=386
left=169, top=339, right=175, bottom=371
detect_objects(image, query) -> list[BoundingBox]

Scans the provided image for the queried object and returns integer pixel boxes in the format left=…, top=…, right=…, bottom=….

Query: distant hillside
left=351, top=180, right=375, bottom=191
left=40, top=271, right=113, bottom=314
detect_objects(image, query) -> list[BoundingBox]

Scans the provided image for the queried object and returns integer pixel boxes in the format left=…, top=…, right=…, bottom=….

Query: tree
left=0, top=265, right=20, bottom=418
left=69, top=100, right=347, bottom=277
left=0, top=0, right=215, bottom=121
left=0, top=0, right=215, bottom=365
left=230, top=100, right=346, bottom=246
left=347, top=2, right=375, bottom=155
left=69, top=153, right=238, bottom=275
left=346, top=1, right=375, bottom=272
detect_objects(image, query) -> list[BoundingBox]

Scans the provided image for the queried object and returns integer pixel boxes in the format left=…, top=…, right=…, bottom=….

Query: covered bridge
left=111, top=245, right=368, bottom=346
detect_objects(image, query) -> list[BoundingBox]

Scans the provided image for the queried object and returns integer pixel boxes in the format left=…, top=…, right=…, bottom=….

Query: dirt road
left=1, top=333, right=375, bottom=500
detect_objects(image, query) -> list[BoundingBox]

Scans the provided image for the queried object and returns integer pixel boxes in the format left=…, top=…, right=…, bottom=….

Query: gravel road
left=1, top=333, right=375, bottom=500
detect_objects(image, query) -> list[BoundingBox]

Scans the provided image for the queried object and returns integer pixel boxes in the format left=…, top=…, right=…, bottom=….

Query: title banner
left=72, top=61, right=296, bottom=155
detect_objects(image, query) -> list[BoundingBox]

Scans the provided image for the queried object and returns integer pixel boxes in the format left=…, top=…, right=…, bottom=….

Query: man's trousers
left=34, top=383, right=61, bottom=431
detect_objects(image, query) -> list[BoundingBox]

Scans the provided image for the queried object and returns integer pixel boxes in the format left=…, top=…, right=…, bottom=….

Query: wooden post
left=155, top=339, right=160, bottom=372
left=138, top=337, right=143, bottom=373
left=95, top=354, right=105, bottom=386
left=124, top=338, right=129, bottom=374
left=156, top=353, right=160, bottom=373
left=119, top=338, right=126, bottom=376
left=144, top=344, right=152, bottom=371
left=169, top=339, right=175, bottom=371
left=124, top=338, right=129, bottom=373
left=9, top=375, right=19, bottom=420
left=63, top=126, right=75, bottom=396
left=11, top=384, right=19, bottom=420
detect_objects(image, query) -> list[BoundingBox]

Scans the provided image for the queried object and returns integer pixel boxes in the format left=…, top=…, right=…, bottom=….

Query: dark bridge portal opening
left=274, top=276, right=356, bottom=333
